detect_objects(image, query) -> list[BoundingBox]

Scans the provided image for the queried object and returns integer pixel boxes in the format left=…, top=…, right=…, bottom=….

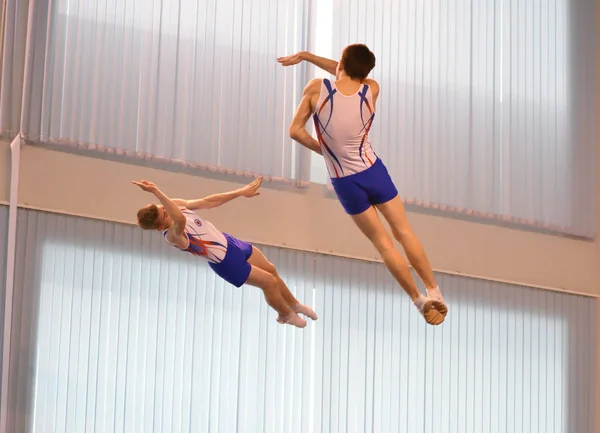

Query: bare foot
left=292, top=303, right=318, bottom=320
left=276, top=311, right=307, bottom=328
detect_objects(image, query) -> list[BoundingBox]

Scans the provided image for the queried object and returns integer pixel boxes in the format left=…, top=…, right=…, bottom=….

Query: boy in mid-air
left=133, top=177, right=317, bottom=328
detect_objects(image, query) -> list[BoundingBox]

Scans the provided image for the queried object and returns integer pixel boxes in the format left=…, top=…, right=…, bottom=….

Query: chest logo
left=194, top=218, right=202, bottom=227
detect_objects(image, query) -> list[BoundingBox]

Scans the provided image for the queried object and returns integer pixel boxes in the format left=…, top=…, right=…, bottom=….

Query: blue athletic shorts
left=330, top=158, right=398, bottom=215
left=208, top=232, right=253, bottom=287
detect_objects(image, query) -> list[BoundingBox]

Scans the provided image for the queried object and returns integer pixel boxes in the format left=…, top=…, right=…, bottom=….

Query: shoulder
left=303, top=78, right=323, bottom=95
left=364, top=78, right=379, bottom=95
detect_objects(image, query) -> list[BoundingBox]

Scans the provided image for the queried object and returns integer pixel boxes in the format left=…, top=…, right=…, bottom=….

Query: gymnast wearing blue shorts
left=132, top=177, right=316, bottom=328
left=279, top=44, right=448, bottom=325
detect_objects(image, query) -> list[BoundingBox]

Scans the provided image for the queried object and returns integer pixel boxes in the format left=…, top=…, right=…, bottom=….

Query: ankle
left=426, top=287, right=445, bottom=304
left=282, top=309, right=299, bottom=318
left=409, top=290, right=423, bottom=303
left=277, top=305, right=293, bottom=317
left=413, top=293, right=427, bottom=307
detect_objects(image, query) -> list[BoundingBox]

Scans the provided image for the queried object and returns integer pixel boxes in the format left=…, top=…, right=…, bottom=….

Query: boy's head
left=136, top=204, right=172, bottom=231
left=338, top=44, right=376, bottom=80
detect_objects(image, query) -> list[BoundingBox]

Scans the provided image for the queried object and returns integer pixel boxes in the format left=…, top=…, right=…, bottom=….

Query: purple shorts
left=330, top=158, right=398, bottom=215
left=208, top=233, right=254, bottom=287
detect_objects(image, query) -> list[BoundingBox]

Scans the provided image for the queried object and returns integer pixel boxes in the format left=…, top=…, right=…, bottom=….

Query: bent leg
left=244, top=265, right=306, bottom=328
left=248, top=246, right=317, bottom=320
left=247, top=246, right=299, bottom=306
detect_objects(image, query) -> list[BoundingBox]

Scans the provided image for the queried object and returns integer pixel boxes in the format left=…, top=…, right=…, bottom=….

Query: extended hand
left=239, top=176, right=263, bottom=198
left=277, top=52, right=306, bottom=66
left=131, top=180, right=158, bottom=193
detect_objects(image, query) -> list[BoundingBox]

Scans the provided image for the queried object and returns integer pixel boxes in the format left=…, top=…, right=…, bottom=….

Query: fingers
left=277, top=55, right=300, bottom=66
left=131, top=180, right=155, bottom=191
left=248, top=176, right=263, bottom=187
left=242, top=176, right=263, bottom=197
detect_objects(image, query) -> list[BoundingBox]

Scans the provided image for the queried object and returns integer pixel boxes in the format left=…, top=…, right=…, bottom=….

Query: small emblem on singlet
left=194, top=218, right=202, bottom=227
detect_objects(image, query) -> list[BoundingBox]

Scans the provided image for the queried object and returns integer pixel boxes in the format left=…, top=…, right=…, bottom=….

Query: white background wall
left=1, top=7, right=598, bottom=424
left=0, top=0, right=597, bottom=430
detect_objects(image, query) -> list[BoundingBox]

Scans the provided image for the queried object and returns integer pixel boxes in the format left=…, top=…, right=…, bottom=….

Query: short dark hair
left=340, top=44, right=376, bottom=80
left=136, top=203, right=159, bottom=230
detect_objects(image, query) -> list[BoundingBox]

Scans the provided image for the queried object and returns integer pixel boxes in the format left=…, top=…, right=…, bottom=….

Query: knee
left=371, top=234, right=395, bottom=254
left=260, top=260, right=279, bottom=279
left=264, top=274, right=279, bottom=291
left=266, top=262, right=278, bottom=276
left=390, top=224, right=411, bottom=243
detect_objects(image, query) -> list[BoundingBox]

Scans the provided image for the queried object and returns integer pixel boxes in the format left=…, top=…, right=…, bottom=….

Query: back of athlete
left=281, top=44, right=448, bottom=325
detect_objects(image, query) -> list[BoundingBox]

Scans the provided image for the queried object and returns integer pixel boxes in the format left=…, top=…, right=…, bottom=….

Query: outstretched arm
left=173, top=177, right=263, bottom=210
left=278, top=51, right=338, bottom=76
left=289, top=79, right=322, bottom=154
left=132, top=180, right=187, bottom=235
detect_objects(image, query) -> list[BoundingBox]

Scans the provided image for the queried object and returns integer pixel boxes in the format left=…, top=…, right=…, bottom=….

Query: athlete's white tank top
left=163, top=208, right=228, bottom=264
left=312, top=78, right=378, bottom=178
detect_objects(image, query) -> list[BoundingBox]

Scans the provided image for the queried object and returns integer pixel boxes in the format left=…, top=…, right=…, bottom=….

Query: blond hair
left=136, top=203, right=159, bottom=230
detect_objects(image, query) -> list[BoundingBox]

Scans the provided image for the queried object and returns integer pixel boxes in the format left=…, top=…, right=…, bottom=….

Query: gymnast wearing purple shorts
left=132, top=177, right=317, bottom=328
left=280, top=44, right=448, bottom=325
